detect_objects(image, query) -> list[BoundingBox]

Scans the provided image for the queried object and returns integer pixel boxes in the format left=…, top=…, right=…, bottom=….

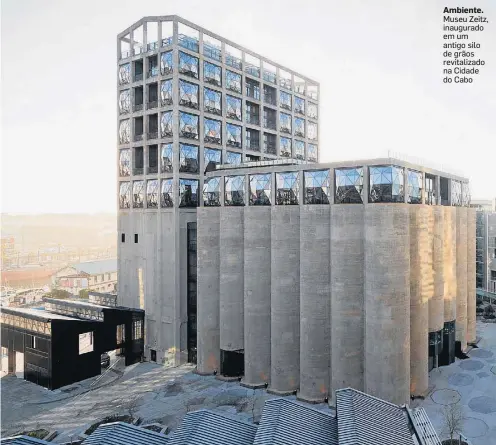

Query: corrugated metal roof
left=168, top=410, right=257, bottom=445
left=336, top=388, right=414, bottom=445
left=0, top=435, right=51, bottom=444
left=253, top=398, right=338, bottom=445
left=82, top=422, right=168, bottom=445
left=72, top=259, right=117, bottom=276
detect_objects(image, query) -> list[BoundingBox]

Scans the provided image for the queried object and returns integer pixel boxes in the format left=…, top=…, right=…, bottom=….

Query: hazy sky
left=1, top=0, right=495, bottom=213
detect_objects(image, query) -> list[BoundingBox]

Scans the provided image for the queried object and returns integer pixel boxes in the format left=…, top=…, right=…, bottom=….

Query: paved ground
left=413, top=321, right=496, bottom=445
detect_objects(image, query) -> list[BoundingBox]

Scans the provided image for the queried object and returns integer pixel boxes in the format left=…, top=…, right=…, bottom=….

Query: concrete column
left=444, top=207, right=457, bottom=322
left=243, top=206, right=271, bottom=388
left=456, top=207, right=468, bottom=351
left=269, top=205, right=300, bottom=394
left=197, top=208, right=220, bottom=374
left=8, top=347, right=15, bottom=374
left=431, top=207, right=445, bottom=332
left=364, top=204, right=410, bottom=405
left=219, top=207, right=244, bottom=356
left=298, top=205, right=330, bottom=403
left=330, top=205, right=364, bottom=400
left=467, top=208, right=476, bottom=343
left=410, top=206, right=431, bottom=397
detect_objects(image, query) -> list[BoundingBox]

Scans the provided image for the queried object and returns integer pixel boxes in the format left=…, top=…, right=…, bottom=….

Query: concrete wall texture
left=466, top=208, right=476, bottom=343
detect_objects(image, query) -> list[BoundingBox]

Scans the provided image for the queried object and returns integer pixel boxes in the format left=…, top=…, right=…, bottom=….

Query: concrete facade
left=467, top=208, right=476, bottom=343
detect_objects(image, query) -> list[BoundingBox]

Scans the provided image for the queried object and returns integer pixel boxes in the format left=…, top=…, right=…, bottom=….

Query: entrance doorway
left=15, top=351, right=24, bottom=379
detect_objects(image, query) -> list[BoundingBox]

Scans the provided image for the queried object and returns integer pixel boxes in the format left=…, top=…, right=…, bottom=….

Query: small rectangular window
left=121, top=233, right=125, bottom=243
left=135, top=234, right=138, bottom=243
left=79, top=332, right=94, bottom=355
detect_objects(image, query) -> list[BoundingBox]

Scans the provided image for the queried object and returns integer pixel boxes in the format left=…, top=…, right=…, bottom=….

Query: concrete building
left=117, top=16, right=319, bottom=367
left=475, top=209, right=496, bottom=293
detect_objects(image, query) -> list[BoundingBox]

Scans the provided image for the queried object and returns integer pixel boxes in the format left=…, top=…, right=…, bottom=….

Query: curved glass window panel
left=119, top=149, right=131, bottom=176
left=307, top=85, right=318, bottom=100
left=226, top=123, right=242, bottom=148
left=279, top=69, right=292, bottom=91
left=146, top=180, right=159, bottom=208
left=179, top=80, right=199, bottom=109
left=249, top=174, right=271, bottom=205
left=280, top=113, right=292, bottom=134
left=178, top=52, right=199, bottom=79
left=462, top=182, right=471, bottom=206
left=294, top=140, right=305, bottom=160
left=161, top=143, right=173, bottom=173
left=451, top=180, right=462, bottom=206
left=179, top=112, right=199, bottom=139
left=161, top=179, right=174, bottom=207
left=118, top=63, right=131, bottom=85
left=203, top=177, right=221, bottom=206
left=280, top=137, right=291, bottom=158
left=226, top=95, right=242, bottom=121
left=179, top=179, right=199, bottom=207
left=179, top=144, right=199, bottom=173
left=226, top=70, right=242, bottom=94
left=294, top=118, right=305, bottom=138
left=295, top=96, right=305, bottom=115
left=203, top=88, right=222, bottom=116
left=225, top=44, right=242, bottom=70
left=225, top=175, right=245, bottom=206
left=304, top=170, right=330, bottom=204
left=204, top=118, right=221, bottom=144
left=245, top=54, right=260, bottom=78
left=308, top=122, right=318, bottom=141
left=294, top=76, right=305, bottom=95
left=226, top=151, right=242, bottom=165
left=160, top=112, right=173, bottom=138
left=204, top=147, right=222, bottom=170
left=276, top=172, right=299, bottom=205
left=308, top=102, right=318, bottom=119
left=204, top=61, right=222, bottom=87
left=119, top=119, right=130, bottom=144
left=178, top=23, right=199, bottom=52
left=335, top=167, right=364, bottom=203
left=369, top=165, right=404, bottom=203
left=119, top=182, right=131, bottom=209
left=263, top=62, right=277, bottom=84
left=203, top=37, right=221, bottom=62
left=132, top=181, right=145, bottom=208
left=119, top=90, right=131, bottom=114
left=407, top=169, right=423, bottom=204
left=160, top=80, right=173, bottom=106
left=308, top=144, right=318, bottom=162
left=280, top=91, right=292, bottom=111
left=160, top=51, right=173, bottom=76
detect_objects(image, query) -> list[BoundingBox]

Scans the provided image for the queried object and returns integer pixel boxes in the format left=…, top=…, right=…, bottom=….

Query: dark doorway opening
left=151, top=349, right=157, bottom=362
left=187, top=222, right=197, bottom=364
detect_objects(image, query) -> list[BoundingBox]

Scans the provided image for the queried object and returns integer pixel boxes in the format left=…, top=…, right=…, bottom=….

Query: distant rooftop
left=1, top=306, right=80, bottom=322
left=69, top=259, right=118, bottom=276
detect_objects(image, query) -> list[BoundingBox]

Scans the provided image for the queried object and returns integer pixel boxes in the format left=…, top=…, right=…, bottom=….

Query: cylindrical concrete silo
left=409, top=206, right=431, bottom=397
left=197, top=208, right=221, bottom=374
left=444, top=207, right=457, bottom=323
left=364, top=204, right=410, bottom=405
left=330, top=205, right=364, bottom=401
left=467, top=208, right=476, bottom=344
left=430, top=207, right=445, bottom=333
left=456, top=207, right=468, bottom=351
left=243, top=206, right=271, bottom=388
left=219, top=207, right=244, bottom=376
left=299, top=205, right=330, bottom=403
left=269, top=206, right=300, bottom=394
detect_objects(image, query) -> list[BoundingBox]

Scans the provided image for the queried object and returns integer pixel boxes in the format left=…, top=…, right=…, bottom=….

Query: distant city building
left=1, top=267, right=56, bottom=289
left=476, top=209, right=496, bottom=293
left=470, top=198, right=496, bottom=211
left=1, top=234, right=16, bottom=269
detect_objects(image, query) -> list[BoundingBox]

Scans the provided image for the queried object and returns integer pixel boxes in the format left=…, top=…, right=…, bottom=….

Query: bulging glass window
left=280, top=137, right=291, bottom=158
left=179, top=112, right=199, bottom=139
left=203, top=177, right=221, bottom=206
left=451, top=180, right=462, bottom=206
left=276, top=172, right=299, bottom=205
left=119, top=119, right=130, bottom=144
left=226, top=70, right=242, bottom=94
left=133, top=181, right=145, bottom=208
left=295, top=96, right=305, bottom=115
left=280, top=113, right=292, bottom=134
left=226, top=95, right=242, bottom=121
left=179, top=80, right=199, bottom=109
left=161, top=143, right=173, bottom=173
left=294, top=118, right=305, bottom=138
left=249, top=174, right=271, bottom=205
left=146, top=180, right=159, bottom=208
left=119, top=149, right=131, bottom=176
left=304, top=170, right=330, bottom=204
left=294, top=140, right=305, bottom=160
left=226, top=123, right=242, bottom=148
left=407, top=169, right=423, bottom=204
left=225, top=176, right=245, bottom=206
left=280, top=91, right=292, bottom=111
left=179, top=179, right=199, bottom=207
left=160, top=51, right=173, bottom=75
left=119, top=63, right=131, bottom=85
left=204, top=118, right=221, bottom=144
left=160, top=112, right=173, bottom=138
left=204, top=88, right=222, bottom=116
left=119, top=182, right=131, bottom=209
left=160, top=80, right=173, bottom=106
left=119, top=90, right=131, bottom=114
left=161, top=179, right=173, bottom=207
left=226, top=151, right=242, bottom=165
left=204, top=148, right=222, bottom=170
left=308, top=102, right=318, bottom=119
left=307, top=144, right=317, bottom=162
left=308, top=122, right=318, bottom=140
left=204, top=61, right=221, bottom=87
left=178, top=52, right=199, bottom=79
left=179, top=144, right=199, bottom=173
left=369, top=165, right=404, bottom=203
left=335, top=167, right=364, bottom=204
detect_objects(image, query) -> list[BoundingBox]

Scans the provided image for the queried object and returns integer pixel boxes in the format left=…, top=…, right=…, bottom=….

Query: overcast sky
left=1, top=0, right=495, bottom=213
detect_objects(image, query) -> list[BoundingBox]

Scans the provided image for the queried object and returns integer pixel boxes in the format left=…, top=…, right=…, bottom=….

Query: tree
left=441, top=401, right=464, bottom=443
left=43, top=289, right=71, bottom=300
left=79, top=289, right=89, bottom=299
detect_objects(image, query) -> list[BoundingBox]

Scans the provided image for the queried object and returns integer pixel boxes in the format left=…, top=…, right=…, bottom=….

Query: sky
left=1, top=0, right=495, bottom=213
